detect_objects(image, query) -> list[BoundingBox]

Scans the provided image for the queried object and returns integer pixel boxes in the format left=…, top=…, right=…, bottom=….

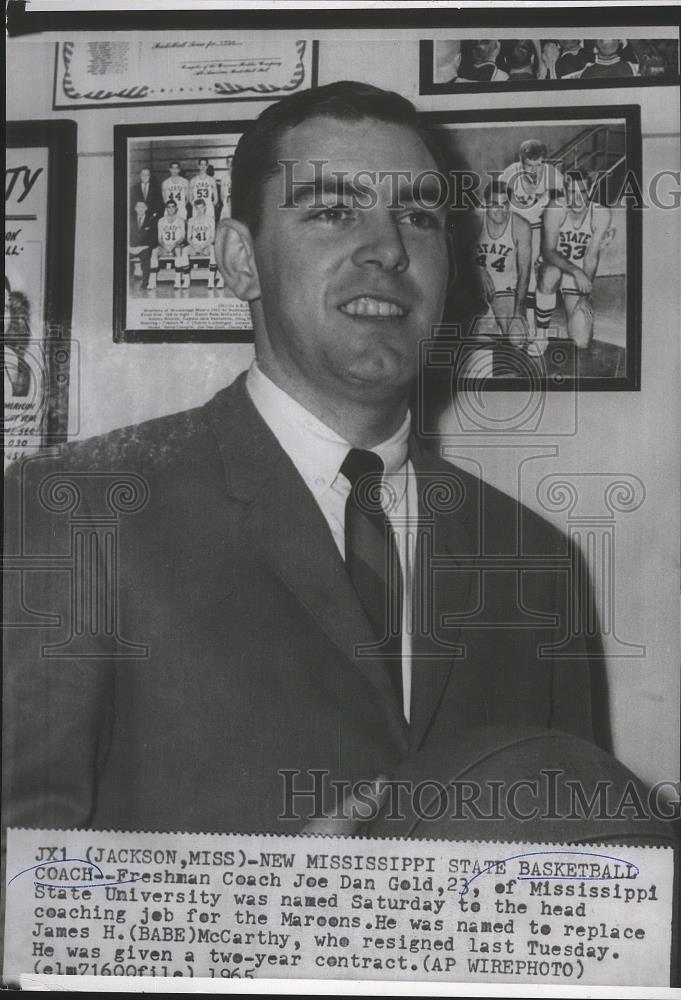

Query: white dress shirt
left=246, top=360, right=416, bottom=721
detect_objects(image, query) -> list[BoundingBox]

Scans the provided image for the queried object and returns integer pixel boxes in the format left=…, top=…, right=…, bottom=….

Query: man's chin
left=341, top=355, right=417, bottom=395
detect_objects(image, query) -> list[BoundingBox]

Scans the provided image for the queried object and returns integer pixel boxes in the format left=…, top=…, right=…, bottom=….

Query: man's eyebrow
left=285, top=177, right=369, bottom=204
left=396, top=176, right=447, bottom=209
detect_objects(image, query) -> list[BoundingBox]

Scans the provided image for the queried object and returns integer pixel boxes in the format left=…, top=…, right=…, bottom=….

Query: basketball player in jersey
left=218, top=155, right=234, bottom=221
left=499, top=140, right=564, bottom=355
left=473, top=181, right=532, bottom=346
left=147, top=201, right=187, bottom=290
left=457, top=39, right=508, bottom=82
left=536, top=169, right=614, bottom=349
left=186, top=198, right=224, bottom=289
left=161, top=161, right=190, bottom=219
left=189, top=158, right=218, bottom=214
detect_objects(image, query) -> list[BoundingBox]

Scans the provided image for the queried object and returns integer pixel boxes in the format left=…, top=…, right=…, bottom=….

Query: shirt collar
left=246, top=360, right=410, bottom=499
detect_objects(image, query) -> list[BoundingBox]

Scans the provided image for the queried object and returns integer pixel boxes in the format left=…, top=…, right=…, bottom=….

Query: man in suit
left=3, top=82, right=598, bottom=838
left=128, top=198, right=157, bottom=287
left=129, top=167, right=164, bottom=221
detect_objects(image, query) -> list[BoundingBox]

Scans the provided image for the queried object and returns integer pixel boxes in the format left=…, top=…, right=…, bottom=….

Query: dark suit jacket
left=3, top=373, right=596, bottom=835
left=128, top=207, right=157, bottom=249
left=130, top=178, right=164, bottom=220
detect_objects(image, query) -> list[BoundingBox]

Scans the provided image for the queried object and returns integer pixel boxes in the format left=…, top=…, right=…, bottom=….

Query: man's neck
left=255, top=357, right=410, bottom=449
left=486, top=213, right=508, bottom=238
left=568, top=200, right=590, bottom=224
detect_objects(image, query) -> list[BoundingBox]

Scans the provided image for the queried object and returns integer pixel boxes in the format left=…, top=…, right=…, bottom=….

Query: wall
left=6, top=27, right=680, bottom=788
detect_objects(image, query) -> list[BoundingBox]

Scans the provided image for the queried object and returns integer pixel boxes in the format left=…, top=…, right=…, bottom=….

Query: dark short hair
left=194, top=197, right=206, bottom=207
left=230, top=80, right=452, bottom=236
left=169, top=161, right=181, bottom=169
left=519, top=139, right=547, bottom=161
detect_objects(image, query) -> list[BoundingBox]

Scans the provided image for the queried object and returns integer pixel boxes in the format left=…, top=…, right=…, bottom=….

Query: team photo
left=116, top=125, right=252, bottom=341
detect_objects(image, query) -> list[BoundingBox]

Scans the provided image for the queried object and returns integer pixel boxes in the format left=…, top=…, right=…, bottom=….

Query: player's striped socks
left=535, top=291, right=556, bottom=334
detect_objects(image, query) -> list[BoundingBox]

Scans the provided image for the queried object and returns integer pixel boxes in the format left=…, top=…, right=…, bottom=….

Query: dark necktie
left=340, top=448, right=403, bottom=712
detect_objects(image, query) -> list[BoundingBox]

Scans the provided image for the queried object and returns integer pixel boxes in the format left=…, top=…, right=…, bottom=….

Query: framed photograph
left=114, top=121, right=254, bottom=343
left=54, top=37, right=319, bottom=109
left=4, top=120, right=77, bottom=466
left=422, top=104, right=642, bottom=390
left=420, top=36, right=680, bottom=95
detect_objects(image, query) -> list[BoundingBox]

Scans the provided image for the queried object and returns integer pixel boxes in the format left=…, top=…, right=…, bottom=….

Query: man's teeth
left=340, top=297, right=404, bottom=317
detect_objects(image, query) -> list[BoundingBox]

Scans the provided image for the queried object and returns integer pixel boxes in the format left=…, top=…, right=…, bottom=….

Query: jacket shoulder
left=417, top=442, right=568, bottom=556
left=14, top=404, right=211, bottom=479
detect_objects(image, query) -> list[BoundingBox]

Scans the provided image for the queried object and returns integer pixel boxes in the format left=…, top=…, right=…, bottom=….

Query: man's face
left=135, top=200, right=146, bottom=215
left=521, top=155, right=543, bottom=185
left=140, top=169, right=151, bottom=184
left=196, top=202, right=206, bottom=216
left=486, top=192, right=510, bottom=226
left=597, top=39, right=620, bottom=58
left=198, top=160, right=208, bottom=174
left=169, top=164, right=180, bottom=176
left=560, top=40, right=580, bottom=52
left=167, top=202, right=177, bottom=217
left=250, top=116, right=450, bottom=401
left=511, top=41, right=533, bottom=67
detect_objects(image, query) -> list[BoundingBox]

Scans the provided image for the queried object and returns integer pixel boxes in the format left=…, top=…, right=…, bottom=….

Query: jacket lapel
left=204, top=374, right=409, bottom=751
left=407, top=436, right=488, bottom=751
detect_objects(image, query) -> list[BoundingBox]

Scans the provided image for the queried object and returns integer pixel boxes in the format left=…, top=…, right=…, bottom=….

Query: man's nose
left=351, top=213, right=409, bottom=272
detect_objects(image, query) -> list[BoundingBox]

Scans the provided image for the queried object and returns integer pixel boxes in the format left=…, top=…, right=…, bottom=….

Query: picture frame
left=420, top=36, right=680, bottom=96
left=54, top=38, right=319, bottom=110
left=421, top=104, right=642, bottom=391
left=4, top=120, right=78, bottom=465
left=113, top=120, right=255, bottom=343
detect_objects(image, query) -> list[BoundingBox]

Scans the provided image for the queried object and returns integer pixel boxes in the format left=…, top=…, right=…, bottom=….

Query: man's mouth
left=339, top=296, right=406, bottom=318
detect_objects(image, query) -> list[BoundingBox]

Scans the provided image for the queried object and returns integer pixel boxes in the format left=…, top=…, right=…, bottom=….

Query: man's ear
left=214, top=218, right=261, bottom=301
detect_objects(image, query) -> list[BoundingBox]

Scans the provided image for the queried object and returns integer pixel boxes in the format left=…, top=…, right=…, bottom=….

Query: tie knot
left=340, top=448, right=384, bottom=487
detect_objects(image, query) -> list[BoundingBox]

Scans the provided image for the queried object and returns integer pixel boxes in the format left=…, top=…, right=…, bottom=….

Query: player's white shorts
left=489, top=280, right=516, bottom=297
left=561, top=269, right=586, bottom=296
